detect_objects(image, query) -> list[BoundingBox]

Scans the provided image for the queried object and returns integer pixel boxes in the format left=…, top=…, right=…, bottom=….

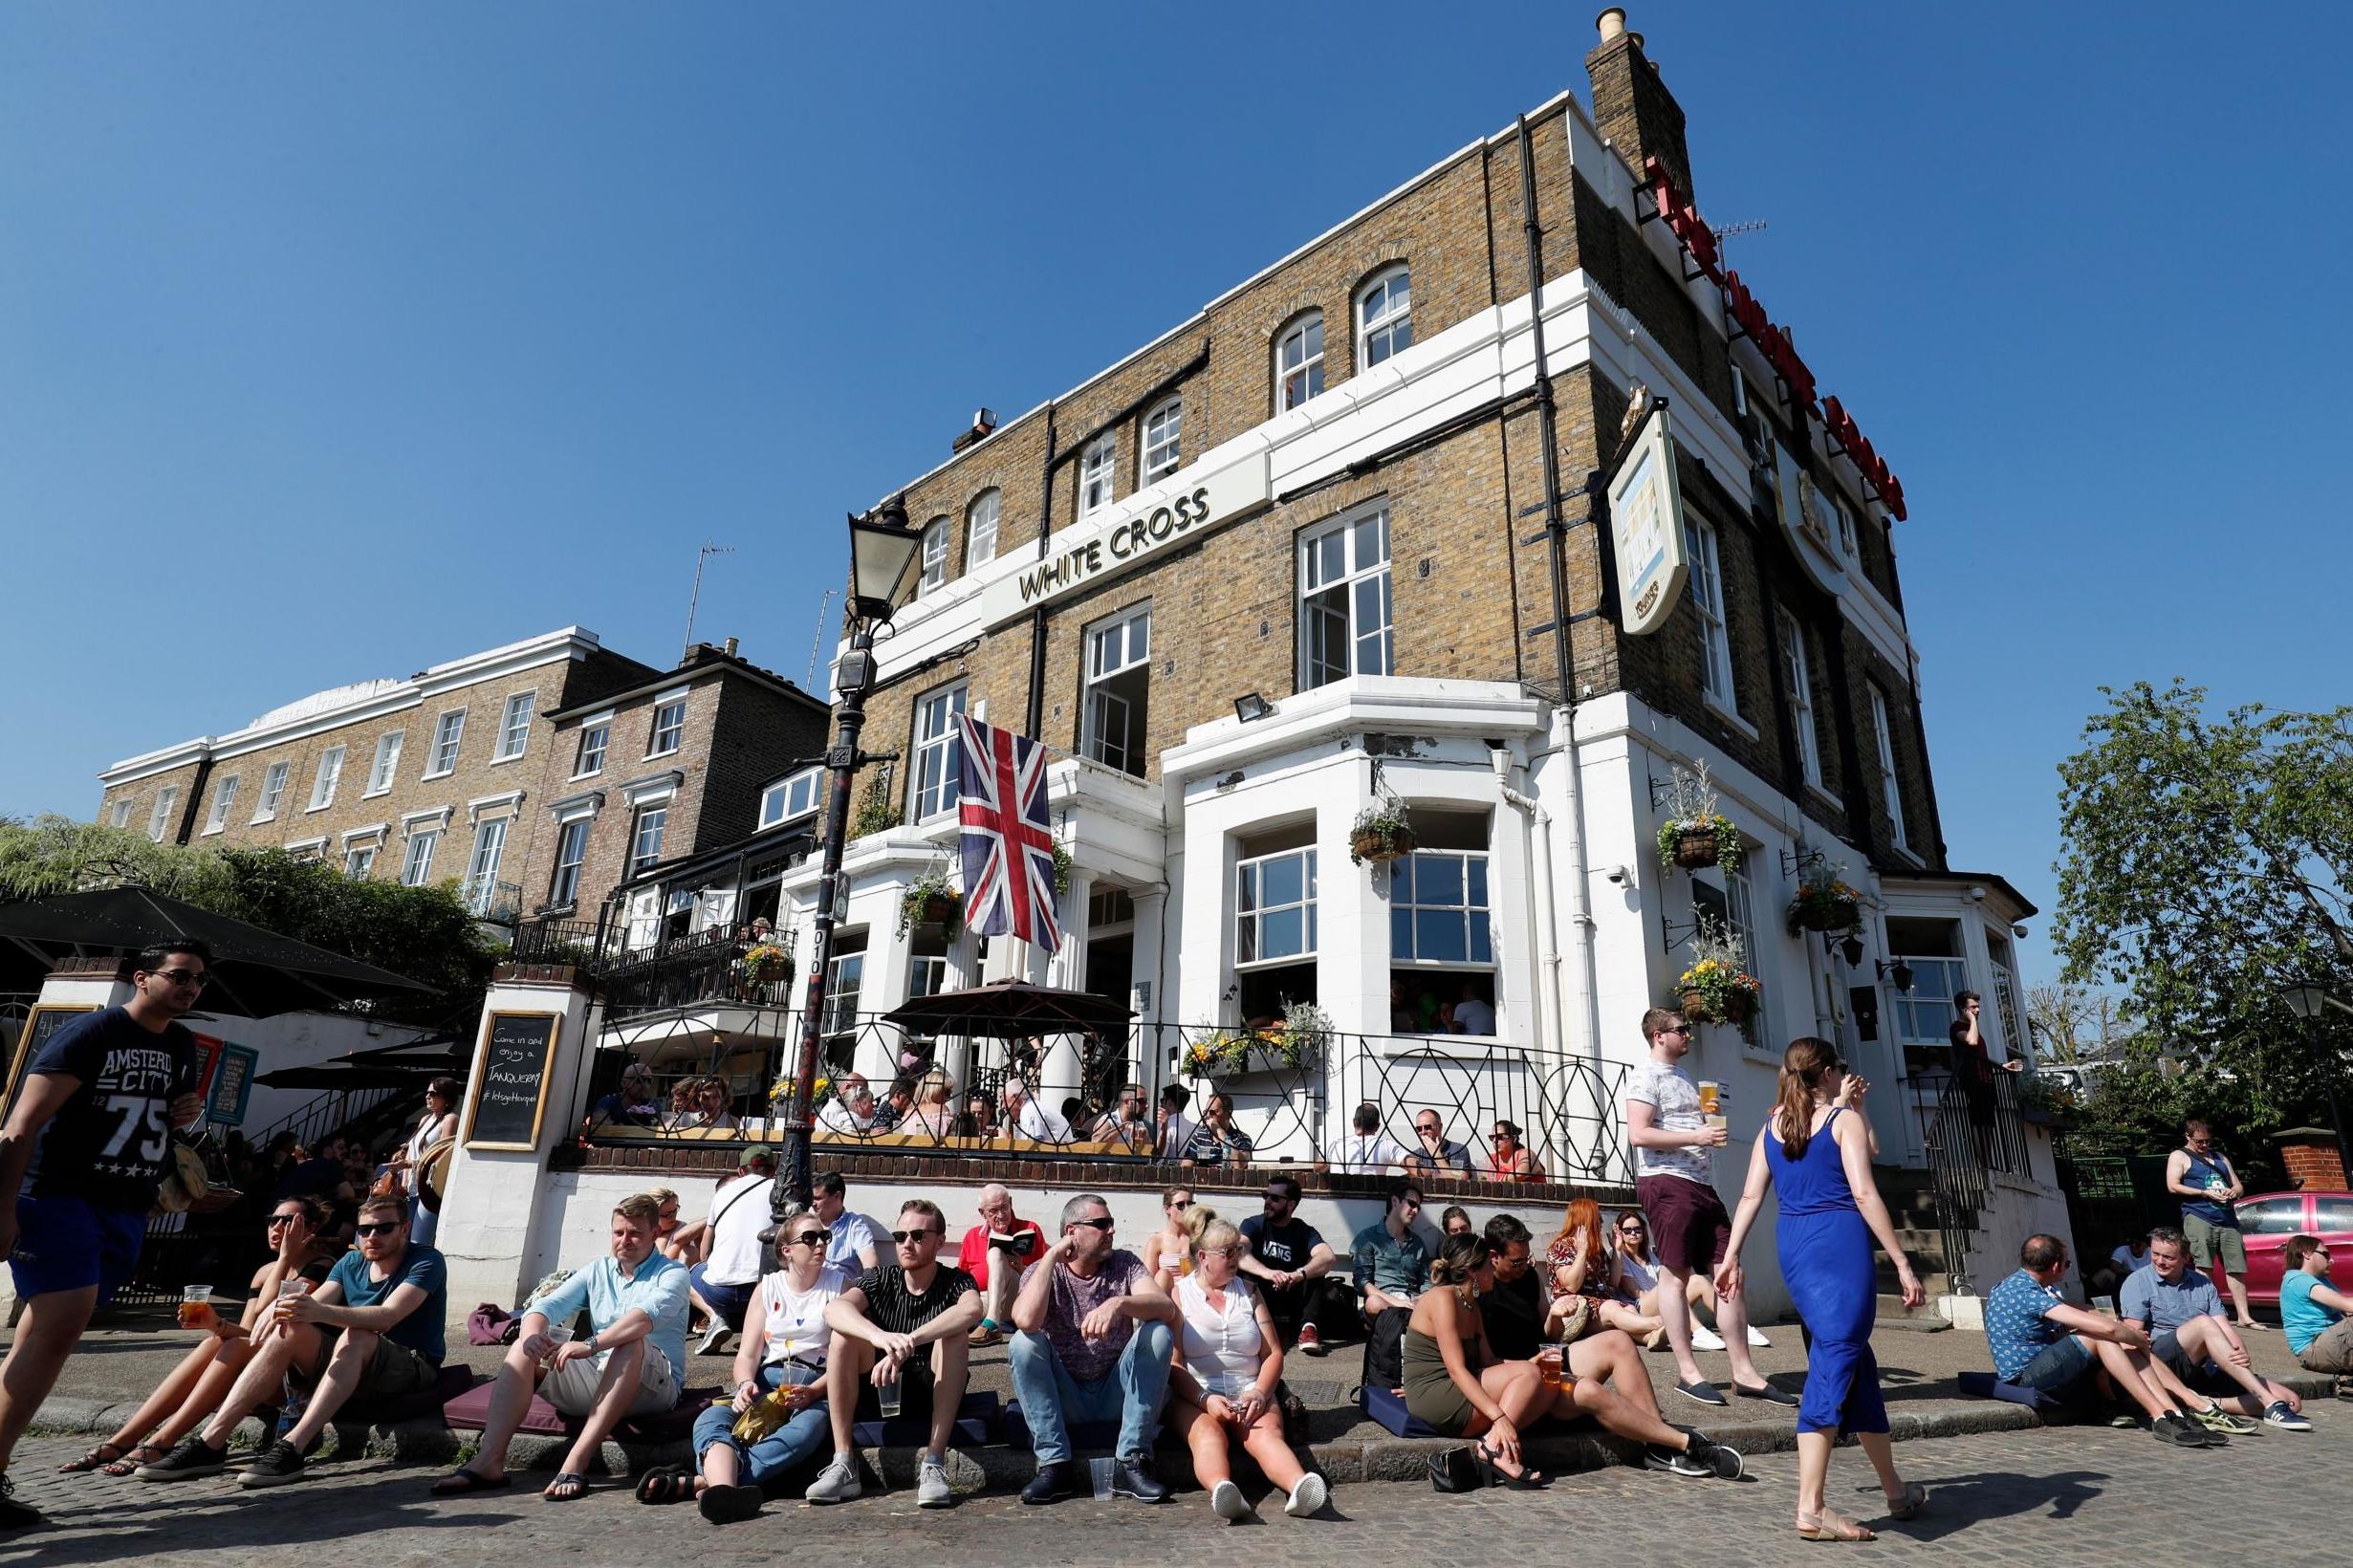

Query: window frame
left=1389, top=847, right=1494, bottom=978
left=628, top=803, right=668, bottom=877
left=465, top=816, right=511, bottom=909
left=425, top=709, right=467, bottom=778
left=1683, top=512, right=1737, bottom=712
left=574, top=720, right=610, bottom=778
left=203, top=774, right=240, bottom=836
left=1234, top=846, right=1318, bottom=969
left=1776, top=607, right=1823, bottom=790
left=548, top=817, right=591, bottom=908
left=366, top=730, right=404, bottom=796
left=758, top=765, right=825, bottom=830
left=254, top=760, right=291, bottom=821
left=1140, top=396, right=1183, bottom=484
left=1298, top=503, right=1394, bottom=688
left=494, top=691, right=536, bottom=762
left=1870, top=686, right=1910, bottom=851
left=107, top=797, right=133, bottom=830
left=1356, top=264, right=1412, bottom=370
left=1082, top=602, right=1152, bottom=777
left=918, top=515, right=950, bottom=597
left=344, top=842, right=377, bottom=879
left=401, top=829, right=441, bottom=887
left=147, top=787, right=178, bottom=842
left=1078, top=432, right=1116, bottom=520
left=306, top=745, right=346, bottom=812
left=647, top=692, right=688, bottom=759
left=1275, top=311, right=1325, bottom=412
left=965, top=489, right=1000, bottom=569
left=909, top=683, right=969, bottom=822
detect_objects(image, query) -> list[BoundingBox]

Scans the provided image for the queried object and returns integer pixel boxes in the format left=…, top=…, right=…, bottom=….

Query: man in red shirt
left=956, top=1183, right=1044, bottom=1347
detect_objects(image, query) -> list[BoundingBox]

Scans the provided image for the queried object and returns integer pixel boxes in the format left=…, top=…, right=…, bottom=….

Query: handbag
left=1551, top=1293, right=1597, bottom=1344
left=1427, top=1446, right=1484, bottom=1492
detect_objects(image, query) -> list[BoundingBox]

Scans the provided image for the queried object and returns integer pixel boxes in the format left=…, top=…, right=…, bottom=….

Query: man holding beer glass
left=142, top=1193, right=447, bottom=1488
left=1623, top=1008, right=1796, bottom=1411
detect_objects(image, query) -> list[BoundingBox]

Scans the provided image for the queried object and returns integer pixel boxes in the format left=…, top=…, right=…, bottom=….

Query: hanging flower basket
left=1786, top=882, right=1863, bottom=935
left=1655, top=813, right=1744, bottom=876
left=897, top=870, right=963, bottom=936
left=1676, top=926, right=1762, bottom=1040
left=1350, top=800, right=1416, bottom=865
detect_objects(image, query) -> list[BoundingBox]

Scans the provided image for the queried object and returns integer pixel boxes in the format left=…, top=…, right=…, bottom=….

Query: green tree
left=2052, top=682, right=2353, bottom=1156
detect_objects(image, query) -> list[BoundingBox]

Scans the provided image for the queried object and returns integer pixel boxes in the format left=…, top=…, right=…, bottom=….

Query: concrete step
left=1877, top=1294, right=1954, bottom=1330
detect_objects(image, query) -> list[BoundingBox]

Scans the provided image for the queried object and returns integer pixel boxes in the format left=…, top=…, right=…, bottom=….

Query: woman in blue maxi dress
left=1719, top=1038, right=1930, bottom=1542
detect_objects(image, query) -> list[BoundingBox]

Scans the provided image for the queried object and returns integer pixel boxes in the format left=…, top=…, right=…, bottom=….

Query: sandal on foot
left=543, top=1471, right=589, bottom=1502
left=1471, top=1441, right=1545, bottom=1490
left=1796, top=1510, right=1876, bottom=1541
left=430, top=1467, right=512, bottom=1497
left=1885, top=1481, right=1928, bottom=1520
left=102, top=1444, right=172, bottom=1478
left=636, top=1466, right=696, bottom=1505
left=58, top=1443, right=127, bottom=1473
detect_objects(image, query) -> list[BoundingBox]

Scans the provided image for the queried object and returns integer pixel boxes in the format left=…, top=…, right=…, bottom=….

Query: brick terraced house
left=716, top=13, right=2063, bottom=1310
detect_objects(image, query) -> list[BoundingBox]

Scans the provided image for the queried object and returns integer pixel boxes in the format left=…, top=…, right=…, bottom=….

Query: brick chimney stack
left=1586, top=9, right=1696, bottom=204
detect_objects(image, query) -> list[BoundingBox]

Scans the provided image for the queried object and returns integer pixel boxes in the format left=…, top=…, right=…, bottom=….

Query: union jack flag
left=956, top=715, right=1061, bottom=951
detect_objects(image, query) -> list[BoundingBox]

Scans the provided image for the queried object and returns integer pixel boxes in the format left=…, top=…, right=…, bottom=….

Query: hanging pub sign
left=1644, top=156, right=1906, bottom=522
left=1608, top=403, right=1688, bottom=636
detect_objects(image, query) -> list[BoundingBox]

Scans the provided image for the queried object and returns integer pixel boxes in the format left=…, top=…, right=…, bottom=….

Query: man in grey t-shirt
left=1623, top=1007, right=1790, bottom=1411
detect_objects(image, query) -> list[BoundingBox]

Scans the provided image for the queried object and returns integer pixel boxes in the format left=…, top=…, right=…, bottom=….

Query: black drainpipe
left=1517, top=113, right=1573, bottom=704
left=1026, top=405, right=1057, bottom=737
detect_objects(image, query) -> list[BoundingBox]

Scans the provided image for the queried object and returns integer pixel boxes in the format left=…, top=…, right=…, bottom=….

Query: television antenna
left=682, top=541, right=735, bottom=661
left=1710, top=218, right=1768, bottom=268
left=803, top=587, right=838, bottom=691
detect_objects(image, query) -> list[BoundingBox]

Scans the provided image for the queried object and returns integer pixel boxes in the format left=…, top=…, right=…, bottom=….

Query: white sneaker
left=1745, top=1325, right=1772, bottom=1348
left=1210, top=1478, right=1252, bottom=1520
left=917, top=1455, right=953, bottom=1507
left=805, top=1456, right=861, bottom=1504
left=1688, top=1323, right=1728, bottom=1351
left=1285, top=1473, right=1329, bottom=1517
left=695, top=1320, right=731, bottom=1356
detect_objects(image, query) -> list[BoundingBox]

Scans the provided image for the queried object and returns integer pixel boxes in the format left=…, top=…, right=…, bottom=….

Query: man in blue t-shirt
left=1238, top=1173, right=1342, bottom=1351
left=0, top=939, right=210, bottom=1531
left=142, top=1193, right=448, bottom=1489
left=2121, top=1227, right=2308, bottom=1430
left=2279, top=1233, right=2353, bottom=1377
left=1981, top=1232, right=2222, bottom=1449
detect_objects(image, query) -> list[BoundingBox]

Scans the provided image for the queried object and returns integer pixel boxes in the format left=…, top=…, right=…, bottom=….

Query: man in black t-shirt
left=0, top=939, right=210, bottom=1531
left=807, top=1197, right=981, bottom=1509
left=1237, top=1174, right=1343, bottom=1352
left=1480, top=1214, right=1548, bottom=1363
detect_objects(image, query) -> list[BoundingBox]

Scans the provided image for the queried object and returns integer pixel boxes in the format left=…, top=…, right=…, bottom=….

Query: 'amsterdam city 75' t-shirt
left=25, top=1006, right=201, bottom=1212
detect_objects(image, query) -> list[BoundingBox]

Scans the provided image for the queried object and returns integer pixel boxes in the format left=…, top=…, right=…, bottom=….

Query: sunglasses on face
left=151, top=968, right=208, bottom=989
left=268, top=1213, right=304, bottom=1228
left=888, top=1229, right=941, bottom=1244
left=1415, top=1124, right=1440, bottom=1136
left=1263, top=1192, right=1295, bottom=1205
left=1620, top=1224, right=1646, bottom=1235
left=791, top=1231, right=829, bottom=1248
left=1197, top=1245, right=1235, bottom=1258
left=1170, top=1199, right=1192, bottom=1211
left=356, top=1222, right=402, bottom=1239
left=1399, top=1197, right=1423, bottom=1209
left=1490, top=1132, right=1514, bottom=1143
left=658, top=1208, right=680, bottom=1221
left=1069, top=1216, right=1115, bottom=1232
left=1656, top=1024, right=1691, bottom=1036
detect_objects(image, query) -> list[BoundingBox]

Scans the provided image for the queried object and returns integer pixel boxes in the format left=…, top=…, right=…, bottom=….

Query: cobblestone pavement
left=7, top=1409, right=2346, bottom=1566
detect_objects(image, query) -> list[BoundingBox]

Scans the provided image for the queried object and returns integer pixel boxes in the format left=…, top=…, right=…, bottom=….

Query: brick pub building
left=753, top=11, right=2061, bottom=1302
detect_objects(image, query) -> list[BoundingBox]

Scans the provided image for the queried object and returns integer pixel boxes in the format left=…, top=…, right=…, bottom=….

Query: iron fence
left=1906, top=1066, right=2035, bottom=1294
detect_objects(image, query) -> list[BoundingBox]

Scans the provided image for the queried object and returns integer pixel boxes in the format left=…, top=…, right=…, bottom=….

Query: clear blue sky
left=5, top=3, right=2349, bottom=988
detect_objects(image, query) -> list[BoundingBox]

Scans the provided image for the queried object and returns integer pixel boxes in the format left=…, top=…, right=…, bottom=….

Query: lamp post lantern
left=773, top=501, right=921, bottom=1230
left=2280, top=982, right=2353, bottom=1178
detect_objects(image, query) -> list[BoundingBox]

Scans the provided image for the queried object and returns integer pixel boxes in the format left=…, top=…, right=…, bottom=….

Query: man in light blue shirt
left=434, top=1192, right=692, bottom=1501
left=2121, top=1227, right=2307, bottom=1430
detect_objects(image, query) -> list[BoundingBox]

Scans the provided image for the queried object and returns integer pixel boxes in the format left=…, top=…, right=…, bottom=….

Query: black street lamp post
left=772, top=502, right=921, bottom=1231
left=2283, top=983, right=2353, bottom=1179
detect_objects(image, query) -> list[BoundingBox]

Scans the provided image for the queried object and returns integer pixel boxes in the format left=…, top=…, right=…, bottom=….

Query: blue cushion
left=1362, top=1384, right=1445, bottom=1438
left=850, top=1389, right=999, bottom=1448
left=999, top=1400, right=1122, bottom=1451
left=1956, top=1370, right=2068, bottom=1412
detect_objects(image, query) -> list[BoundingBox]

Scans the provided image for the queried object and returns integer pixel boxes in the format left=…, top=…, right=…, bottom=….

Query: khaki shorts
left=540, top=1342, right=679, bottom=1418
left=295, top=1331, right=440, bottom=1401
left=2184, top=1211, right=2248, bottom=1274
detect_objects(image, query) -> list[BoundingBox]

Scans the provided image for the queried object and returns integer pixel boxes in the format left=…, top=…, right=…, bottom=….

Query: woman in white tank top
left=1164, top=1206, right=1329, bottom=1523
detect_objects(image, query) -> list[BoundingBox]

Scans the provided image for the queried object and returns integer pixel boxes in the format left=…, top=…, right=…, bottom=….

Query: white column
left=436, top=969, right=599, bottom=1312
left=1127, top=885, right=1169, bottom=1098
left=1035, top=870, right=1094, bottom=1106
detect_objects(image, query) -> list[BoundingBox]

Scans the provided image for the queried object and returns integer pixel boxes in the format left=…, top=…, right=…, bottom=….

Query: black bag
left=1362, top=1304, right=1408, bottom=1391
left=1428, top=1446, right=1484, bottom=1492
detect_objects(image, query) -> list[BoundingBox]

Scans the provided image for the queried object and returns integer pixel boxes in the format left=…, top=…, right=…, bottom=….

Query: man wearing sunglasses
left=1238, top=1174, right=1342, bottom=1354
left=1008, top=1193, right=1177, bottom=1504
left=148, top=1192, right=449, bottom=1489
left=809, top=1199, right=981, bottom=1507
left=0, top=939, right=210, bottom=1531
left=1624, top=1008, right=1793, bottom=1411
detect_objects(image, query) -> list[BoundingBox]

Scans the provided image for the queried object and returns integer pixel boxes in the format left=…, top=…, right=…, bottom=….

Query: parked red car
left=2231, top=1190, right=2353, bottom=1304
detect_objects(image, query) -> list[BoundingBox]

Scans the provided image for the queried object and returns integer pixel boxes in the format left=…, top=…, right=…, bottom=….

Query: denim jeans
left=690, top=1362, right=830, bottom=1486
left=1007, top=1318, right=1172, bottom=1465
left=408, top=1193, right=439, bottom=1251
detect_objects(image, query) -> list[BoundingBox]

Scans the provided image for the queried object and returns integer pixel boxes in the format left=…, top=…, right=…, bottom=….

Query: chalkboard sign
left=463, top=1012, right=564, bottom=1151
left=4, top=1004, right=98, bottom=1116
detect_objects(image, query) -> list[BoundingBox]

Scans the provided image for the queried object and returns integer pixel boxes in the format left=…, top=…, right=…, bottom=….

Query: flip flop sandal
left=102, top=1444, right=172, bottom=1478
left=58, top=1443, right=127, bottom=1473
left=1886, top=1482, right=1928, bottom=1520
left=1796, top=1511, right=1877, bottom=1542
left=430, top=1467, right=513, bottom=1497
left=637, top=1466, right=697, bottom=1504
left=543, top=1471, right=590, bottom=1502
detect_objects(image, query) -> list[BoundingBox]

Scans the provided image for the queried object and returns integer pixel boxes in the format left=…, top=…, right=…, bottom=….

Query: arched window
left=1356, top=265, right=1411, bottom=369
left=1275, top=312, right=1324, bottom=412
left=918, top=515, right=949, bottom=597
left=966, top=489, right=1000, bottom=567
left=1141, top=397, right=1183, bottom=484
left=1078, top=432, right=1115, bottom=519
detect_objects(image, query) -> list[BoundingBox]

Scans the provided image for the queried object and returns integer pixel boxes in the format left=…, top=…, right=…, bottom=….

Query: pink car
left=2232, top=1189, right=2353, bottom=1304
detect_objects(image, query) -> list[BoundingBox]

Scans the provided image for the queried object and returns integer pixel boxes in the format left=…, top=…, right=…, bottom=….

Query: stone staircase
left=1874, top=1166, right=1957, bottom=1330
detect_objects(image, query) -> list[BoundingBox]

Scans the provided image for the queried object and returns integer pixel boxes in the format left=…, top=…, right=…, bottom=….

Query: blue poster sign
left=207, top=1043, right=258, bottom=1126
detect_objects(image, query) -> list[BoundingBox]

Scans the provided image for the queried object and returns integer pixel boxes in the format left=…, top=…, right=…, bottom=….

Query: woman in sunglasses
left=61, top=1198, right=336, bottom=1477
left=649, top=1215, right=846, bottom=1522
left=1144, top=1186, right=1197, bottom=1292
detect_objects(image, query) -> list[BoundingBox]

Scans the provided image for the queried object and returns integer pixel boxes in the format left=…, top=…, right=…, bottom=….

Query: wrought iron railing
left=249, top=1082, right=404, bottom=1164
left=580, top=1013, right=1629, bottom=1187
left=1906, top=1065, right=2035, bottom=1294
left=464, top=877, right=523, bottom=924
left=510, top=917, right=613, bottom=969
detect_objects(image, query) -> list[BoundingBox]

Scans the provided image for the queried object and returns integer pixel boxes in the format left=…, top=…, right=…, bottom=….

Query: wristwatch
left=581, top=1333, right=601, bottom=1356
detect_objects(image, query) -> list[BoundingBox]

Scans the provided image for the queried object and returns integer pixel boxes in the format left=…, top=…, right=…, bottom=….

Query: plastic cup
left=542, top=1325, right=573, bottom=1362
left=1537, top=1346, right=1564, bottom=1389
left=277, top=1277, right=309, bottom=1301
left=877, top=1375, right=903, bottom=1418
left=179, top=1284, right=215, bottom=1330
left=1704, top=1113, right=1729, bottom=1134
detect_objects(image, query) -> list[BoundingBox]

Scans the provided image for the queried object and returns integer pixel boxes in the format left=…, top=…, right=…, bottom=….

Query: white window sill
left=1888, top=843, right=1926, bottom=868
left=200, top=825, right=225, bottom=837
left=490, top=751, right=527, bottom=767
left=421, top=768, right=455, bottom=783
left=250, top=813, right=277, bottom=826
left=645, top=748, right=682, bottom=763
left=303, top=801, right=335, bottom=815
left=1704, top=697, right=1759, bottom=741
left=569, top=768, right=604, bottom=783
left=362, top=786, right=393, bottom=800
left=1232, top=957, right=1318, bottom=974
left=1803, top=781, right=1843, bottom=812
